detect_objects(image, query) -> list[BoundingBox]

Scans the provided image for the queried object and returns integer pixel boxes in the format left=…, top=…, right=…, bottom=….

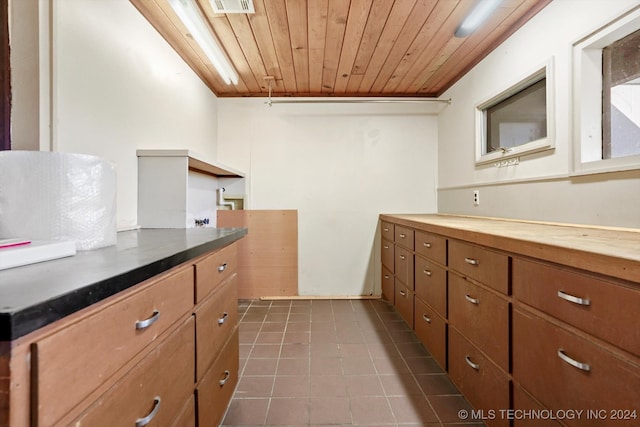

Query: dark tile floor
left=222, top=299, right=484, bottom=426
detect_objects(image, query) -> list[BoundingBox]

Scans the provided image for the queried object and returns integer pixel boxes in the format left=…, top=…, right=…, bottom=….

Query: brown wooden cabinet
left=379, top=213, right=640, bottom=427
left=2, top=239, right=242, bottom=427
left=379, top=218, right=449, bottom=373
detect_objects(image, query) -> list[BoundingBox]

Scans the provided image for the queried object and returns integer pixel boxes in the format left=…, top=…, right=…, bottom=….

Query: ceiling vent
left=211, top=0, right=255, bottom=14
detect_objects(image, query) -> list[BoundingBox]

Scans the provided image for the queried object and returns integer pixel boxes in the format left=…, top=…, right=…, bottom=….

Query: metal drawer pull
left=384, top=245, right=389, bottom=249
left=383, top=227, right=389, bottom=232
left=218, top=263, right=227, bottom=272
left=218, top=312, right=229, bottom=325
left=399, top=255, right=406, bottom=260
left=135, top=397, right=161, bottom=427
left=384, top=275, right=390, bottom=279
left=423, top=269, right=432, bottom=276
left=422, top=314, right=431, bottom=323
left=219, top=370, right=231, bottom=386
left=464, top=257, right=479, bottom=266
left=135, top=310, right=160, bottom=330
left=557, top=291, right=591, bottom=306
left=423, top=242, right=432, bottom=248
left=465, top=355, right=480, bottom=370
left=400, top=233, right=406, bottom=238
left=399, top=290, right=407, bottom=296
left=557, top=349, right=591, bottom=372
left=465, top=294, right=480, bottom=305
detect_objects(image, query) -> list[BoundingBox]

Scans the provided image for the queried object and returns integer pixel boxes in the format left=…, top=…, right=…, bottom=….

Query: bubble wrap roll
left=0, top=151, right=117, bottom=250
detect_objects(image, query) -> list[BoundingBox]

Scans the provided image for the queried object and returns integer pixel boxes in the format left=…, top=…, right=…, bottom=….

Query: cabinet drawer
left=172, top=394, right=196, bottom=427
left=513, top=257, right=640, bottom=356
left=395, top=246, right=414, bottom=289
left=197, top=329, right=240, bottom=427
left=394, top=226, right=414, bottom=250
left=381, top=266, right=394, bottom=304
left=381, top=238, right=395, bottom=273
left=414, top=298, right=447, bottom=370
left=34, top=266, right=194, bottom=427
left=196, top=273, right=238, bottom=380
left=449, top=327, right=510, bottom=427
left=381, top=221, right=395, bottom=241
left=195, top=242, right=238, bottom=303
left=394, top=280, right=414, bottom=328
left=449, top=240, right=509, bottom=294
left=449, top=274, right=509, bottom=371
left=70, top=317, right=195, bottom=427
left=415, top=255, right=447, bottom=317
left=513, top=384, right=562, bottom=427
left=415, top=231, right=446, bottom=265
left=513, top=308, right=640, bottom=427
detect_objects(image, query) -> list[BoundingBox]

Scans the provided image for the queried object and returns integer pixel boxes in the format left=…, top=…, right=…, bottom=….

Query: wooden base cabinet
left=379, top=213, right=640, bottom=427
left=2, top=239, right=242, bottom=427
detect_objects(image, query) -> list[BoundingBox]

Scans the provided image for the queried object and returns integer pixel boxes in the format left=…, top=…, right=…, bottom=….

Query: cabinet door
left=196, top=274, right=238, bottom=380
left=448, top=274, right=509, bottom=371
left=512, top=384, right=563, bottom=427
left=197, top=330, right=240, bottom=427
left=414, top=255, right=447, bottom=317
left=381, top=238, right=395, bottom=273
left=415, top=230, right=446, bottom=265
left=449, top=240, right=509, bottom=294
left=394, top=226, right=415, bottom=250
left=513, top=257, right=640, bottom=356
left=381, top=266, right=394, bottom=304
left=171, top=394, right=196, bottom=427
left=449, top=327, right=510, bottom=427
left=414, top=298, right=447, bottom=370
left=395, top=246, right=414, bottom=290
left=394, top=280, right=414, bottom=328
left=33, top=266, right=194, bottom=427
left=381, top=221, right=395, bottom=242
left=513, top=308, right=640, bottom=427
left=195, top=242, right=238, bottom=303
left=70, top=317, right=195, bottom=427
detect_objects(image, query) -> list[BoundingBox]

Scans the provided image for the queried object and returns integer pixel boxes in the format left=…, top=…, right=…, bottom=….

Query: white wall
left=438, top=0, right=640, bottom=229
left=218, top=99, right=439, bottom=296
left=50, top=0, right=220, bottom=229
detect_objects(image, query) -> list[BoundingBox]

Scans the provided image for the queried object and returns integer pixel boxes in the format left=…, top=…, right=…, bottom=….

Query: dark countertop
left=0, top=227, right=247, bottom=341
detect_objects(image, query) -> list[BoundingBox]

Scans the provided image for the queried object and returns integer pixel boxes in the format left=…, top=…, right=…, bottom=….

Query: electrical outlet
left=473, top=190, right=480, bottom=206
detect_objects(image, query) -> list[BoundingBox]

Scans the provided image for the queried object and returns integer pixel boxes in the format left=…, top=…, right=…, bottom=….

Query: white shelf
left=136, top=150, right=244, bottom=178
left=136, top=150, right=245, bottom=229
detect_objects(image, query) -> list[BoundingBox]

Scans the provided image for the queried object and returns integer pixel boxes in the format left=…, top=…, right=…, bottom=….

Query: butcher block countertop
left=380, top=214, right=640, bottom=285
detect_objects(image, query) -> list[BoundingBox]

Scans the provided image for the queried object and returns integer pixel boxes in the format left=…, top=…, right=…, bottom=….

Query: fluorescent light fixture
left=168, top=0, right=239, bottom=85
left=454, top=0, right=503, bottom=38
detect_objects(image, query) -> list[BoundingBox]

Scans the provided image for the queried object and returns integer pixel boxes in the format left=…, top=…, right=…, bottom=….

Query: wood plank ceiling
left=130, top=0, right=552, bottom=98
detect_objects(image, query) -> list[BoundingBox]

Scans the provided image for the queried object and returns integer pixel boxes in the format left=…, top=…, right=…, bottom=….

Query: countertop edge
left=0, top=228, right=247, bottom=341
left=380, top=213, right=640, bottom=284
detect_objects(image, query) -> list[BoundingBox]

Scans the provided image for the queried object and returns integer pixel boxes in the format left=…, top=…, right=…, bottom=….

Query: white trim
left=474, top=58, right=555, bottom=166
left=572, top=4, right=640, bottom=176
